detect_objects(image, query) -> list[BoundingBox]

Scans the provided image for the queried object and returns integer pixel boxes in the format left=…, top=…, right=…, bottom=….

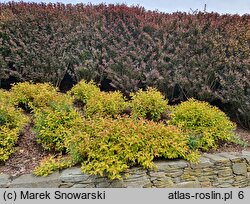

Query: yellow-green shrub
left=33, top=104, right=83, bottom=152
left=84, top=91, right=127, bottom=118
left=69, top=116, right=198, bottom=180
left=10, top=82, right=72, bottom=111
left=170, top=98, right=237, bottom=151
left=33, top=155, right=75, bottom=176
left=130, top=88, right=169, bottom=121
left=70, top=80, right=101, bottom=104
left=0, top=89, right=12, bottom=104
left=0, top=99, right=28, bottom=161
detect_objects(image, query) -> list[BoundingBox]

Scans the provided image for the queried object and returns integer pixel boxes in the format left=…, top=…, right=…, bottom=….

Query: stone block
left=217, top=176, right=234, bottom=184
left=232, top=181, right=248, bottom=187
left=217, top=183, right=233, bottom=188
left=148, top=171, right=166, bottom=179
left=200, top=181, right=212, bottom=188
left=152, top=177, right=174, bottom=188
left=180, top=174, right=197, bottom=182
left=234, top=176, right=246, bottom=181
left=123, top=167, right=147, bottom=179
left=203, top=153, right=231, bottom=166
left=232, top=163, right=247, bottom=175
left=122, top=168, right=151, bottom=188
left=181, top=168, right=201, bottom=181
left=198, top=176, right=213, bottom=182
left=73, top=183, right=96, bottom=188
left=60, top=167, right=95, bottom=183
left=217, top=168, right=233, bottom=177
left=59, top=183, right=74, bottom=188
left=172, top=177, right=181, bottom=184
left=174, top=181, right=200, bottom=188
left=0, top=174, right=11, bottom=188
left=202, top=168, right=216, bottom=176
left=242, top=151, right=250, bottom=164
left=218, top=152, right=243, bottom=163
left=10, top=172, right=60, bottom=188
left=191, top=156, right=213, bottom=169
left=212, top=182, right=219, bottom=187
left=242, top=151, right=250, bottom=157
left=124, top=179, right=152, bottom=188
left=94, top=177, right=129, bottom=188
left=107, top=179, right=126, bottom=188
left=165, top=169, right=183, bottom=178
left=123, top=177, right=152, bottom=188
left=93, top=176, right=114, bottom=188
left=154, top=160, right=188, bottom=171
left=247, top=172, right=250, bottom=186
left=192, top=169, right=202, bottom=176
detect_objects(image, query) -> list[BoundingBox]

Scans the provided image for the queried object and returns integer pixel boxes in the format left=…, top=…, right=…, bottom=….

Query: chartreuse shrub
left=0, top=92, right=29, bottom=161
left=33, top=103, right=84, bottom=152
left=33, top=155, right=75, bottom=176
left=70, top=80, right=127, bottom=118
left=84, top=91, right=127, bottom=118
left=68, top=116, right=199, bottom=180
left=169, top=99, right=240, bottom=151
left=130, top=88, right=169, bottom=121
left=33, top=115, right=199, bottom=179
left=0, top=90, right=12, bottom=104
left=10, top=82, right=73, bottom=111
left=70, top=80, right=101, bottom=105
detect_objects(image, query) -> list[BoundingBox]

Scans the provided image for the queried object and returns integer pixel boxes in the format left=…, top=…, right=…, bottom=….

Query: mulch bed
left=208, top=126, right=250, bottom=153
left=0, top=123, right=249, bottom=177
left=0, top=123, right=49, bottom=177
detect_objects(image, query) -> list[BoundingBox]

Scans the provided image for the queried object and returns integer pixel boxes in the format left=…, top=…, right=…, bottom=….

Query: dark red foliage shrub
left=0, top=2, right=249, bottom=129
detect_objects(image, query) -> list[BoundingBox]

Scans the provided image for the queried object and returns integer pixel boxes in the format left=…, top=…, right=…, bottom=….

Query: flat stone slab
left=60, top=167, right=95, bottom=183
left=151, top=177, right=174, bottom=188
left=73, top=183, right=96, bottom=188
left=217, top=152, right=244, bottom=162
left=242, top=151, right=250, bottom=157
left=232, top=163, right=247, bottom=175
left=0, top=174, right=11, bottom=188
left=165, top=169, right=183, bottom=178
left=123, top=168, right=151, bottom=188
left=217, top=168, right=233, bottom=177
left=154, top=160, right=189, bottom=171
left=175, top=181, right=200, bottom=188
left=203, top=153, right=230, bottom=165
left=191, top=156, right=213, bottom=169
left=10, top=172, right=60, bottom=188
left=124, top=167, right=148, bottom=179
left=241, top=151, right=250, bottom=164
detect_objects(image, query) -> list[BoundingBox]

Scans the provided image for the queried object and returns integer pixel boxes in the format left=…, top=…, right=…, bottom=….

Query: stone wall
left=1, top=151, right=250, bottom=188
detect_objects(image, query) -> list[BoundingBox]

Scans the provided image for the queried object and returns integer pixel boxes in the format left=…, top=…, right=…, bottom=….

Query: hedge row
left=0, top=2, right=249, bottom=128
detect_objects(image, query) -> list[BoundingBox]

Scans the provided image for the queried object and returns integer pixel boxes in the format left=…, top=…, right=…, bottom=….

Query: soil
left=0, top=123, right=250, bottom=177
left=0, top=123, right=49, bottom=177
left=207, top=126, right=250, bottom=153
